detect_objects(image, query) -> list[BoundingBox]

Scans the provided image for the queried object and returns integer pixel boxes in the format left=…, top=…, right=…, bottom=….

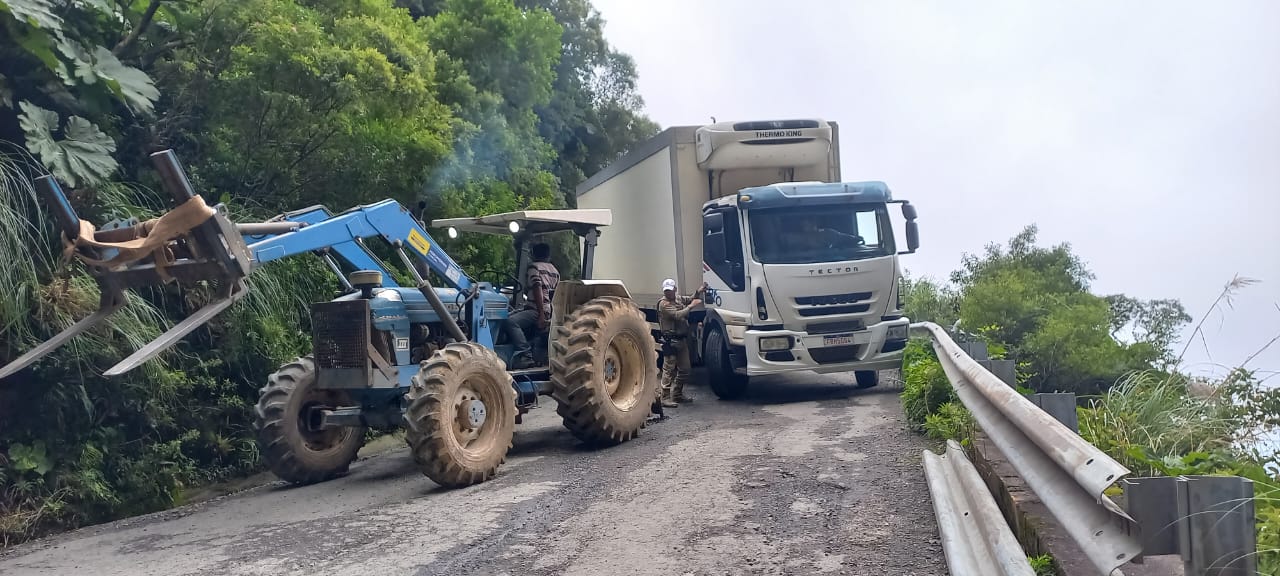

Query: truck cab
left=700, top=181, right=920, bottom=397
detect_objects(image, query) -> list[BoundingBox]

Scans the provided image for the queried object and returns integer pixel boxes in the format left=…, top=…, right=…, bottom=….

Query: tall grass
left=0, top=149, right=53, bottom=350
left=1078, top=371, right=1238, bottom=473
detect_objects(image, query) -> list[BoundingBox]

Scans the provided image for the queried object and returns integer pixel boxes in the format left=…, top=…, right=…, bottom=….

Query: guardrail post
left=985, top=359, right=1017, bottom=387
left=1023, top=393, right=1078, bottom=433
left=1122, top=476, right=1181, bottom=560
left=959, top=341, right=989, bottom=361
left=1177, top=475, right=1256, bottom=576
left=956, top=340, right=1018, bottom=387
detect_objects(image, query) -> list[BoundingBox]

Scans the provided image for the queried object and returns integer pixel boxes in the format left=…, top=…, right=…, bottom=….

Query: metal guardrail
left=912, top=322, right=1143, bottom=576
left=924, top=440, right=1036, bottom=576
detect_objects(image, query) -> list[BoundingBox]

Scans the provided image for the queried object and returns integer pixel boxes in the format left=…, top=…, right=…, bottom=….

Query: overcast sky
left=592, top=0, right=1280, bottom=379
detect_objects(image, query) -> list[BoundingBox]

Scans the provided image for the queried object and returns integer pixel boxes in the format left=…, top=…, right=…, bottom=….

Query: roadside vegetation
left=899, top=227, right=1280, bottom=572
left=0, top=0, right=658, bottom=546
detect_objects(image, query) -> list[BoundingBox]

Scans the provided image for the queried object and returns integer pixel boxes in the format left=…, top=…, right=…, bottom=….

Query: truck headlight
left=886, top=324, right=908, bottom=341
left=759, top=336, right=792, bottom=351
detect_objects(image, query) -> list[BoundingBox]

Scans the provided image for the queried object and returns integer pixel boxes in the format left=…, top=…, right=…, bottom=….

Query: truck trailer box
left=575, top=120, right=840, bottom=304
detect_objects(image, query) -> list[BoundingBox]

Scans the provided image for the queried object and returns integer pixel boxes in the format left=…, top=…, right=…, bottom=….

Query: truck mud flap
left=728, top=344, right=748, bottom=375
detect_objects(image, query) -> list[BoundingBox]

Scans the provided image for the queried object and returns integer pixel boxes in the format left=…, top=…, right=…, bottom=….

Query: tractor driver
left=506, top=242, right=560, bottom=369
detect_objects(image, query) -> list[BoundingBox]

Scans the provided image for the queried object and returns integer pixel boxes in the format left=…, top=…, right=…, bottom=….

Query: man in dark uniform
left=657, top=278, right=706, bottom=407
left=506, top=242, right=559, bottom=369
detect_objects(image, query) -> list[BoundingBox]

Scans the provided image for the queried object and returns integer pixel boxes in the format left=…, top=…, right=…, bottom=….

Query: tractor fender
left=549, top=280, right=632, bottom=327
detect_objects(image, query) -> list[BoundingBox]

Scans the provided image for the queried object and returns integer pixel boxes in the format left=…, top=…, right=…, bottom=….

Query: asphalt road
left=0, top=372, right=948, bottom=576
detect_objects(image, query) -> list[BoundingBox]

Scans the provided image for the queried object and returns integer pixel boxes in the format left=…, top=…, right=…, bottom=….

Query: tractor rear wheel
left=551, top=296, right=658, bottom=446
left=254, top=356, right=365, bottom=485
left=405, top=342, right=516, bottom=488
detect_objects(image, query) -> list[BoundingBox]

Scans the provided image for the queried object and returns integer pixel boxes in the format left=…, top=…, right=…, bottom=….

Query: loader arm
left=243, top=199, right=473, bottom=292
left=238, top=205, right=401, bottom=288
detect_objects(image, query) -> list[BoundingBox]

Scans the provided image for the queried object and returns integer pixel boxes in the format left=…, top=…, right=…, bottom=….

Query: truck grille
left=795, top=291, right=873, bottom=318
left=797, top=304, right=870, bottom=317
left=795, top=291, right=871, bottom=306
left=312, top=300, right=369, bottom=370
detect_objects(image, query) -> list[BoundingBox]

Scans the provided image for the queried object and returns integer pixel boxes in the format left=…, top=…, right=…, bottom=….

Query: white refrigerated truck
left=576, top=119, right=920, bottom=399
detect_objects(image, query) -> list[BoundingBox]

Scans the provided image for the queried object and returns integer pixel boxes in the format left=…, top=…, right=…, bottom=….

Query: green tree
left=1104, top=294, right=1191, bottom=367
left=149, top=0, right=455, bottom=210
left=949, top=225, right=1168, bottom=393
left=515, top=0, right=660, bottom=201
left=900, top=273, right=959, bottom=328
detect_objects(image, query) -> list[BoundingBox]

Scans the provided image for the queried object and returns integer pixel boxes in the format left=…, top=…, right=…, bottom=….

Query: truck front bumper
left=735, top=319, right=909, bottom=376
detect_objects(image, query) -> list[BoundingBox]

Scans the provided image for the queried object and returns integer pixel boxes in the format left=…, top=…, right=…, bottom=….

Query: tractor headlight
left=886, top=324, right=908, bottom=341
left=508, top=221, right=521, bottom=234
left=759, top=336, right=792, bottom=351
left=447, top=226, right=459, bottom=239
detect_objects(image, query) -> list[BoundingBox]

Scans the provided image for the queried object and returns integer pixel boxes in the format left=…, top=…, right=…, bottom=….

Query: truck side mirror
left=904, top=220, right=920, bottom=253
left=901, top=202, right=917, bottom=221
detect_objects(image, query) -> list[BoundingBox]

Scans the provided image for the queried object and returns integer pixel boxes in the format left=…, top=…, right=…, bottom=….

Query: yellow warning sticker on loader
left=407, top=228, right=432, bottom=255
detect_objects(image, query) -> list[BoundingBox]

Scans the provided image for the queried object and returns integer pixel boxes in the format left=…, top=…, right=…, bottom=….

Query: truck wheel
left=405, top=342, right=516, bottom=488
left=255, top=356, right=365, bottom=485
left=855, top=370, right=879, bottom=389
left=705, top=328, right=749, bottom=400
left=551, top=296, right=658, bottom=446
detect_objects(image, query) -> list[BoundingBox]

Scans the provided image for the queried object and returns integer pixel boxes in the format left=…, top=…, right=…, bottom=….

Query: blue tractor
left=0, top=151, right=661, bottom=488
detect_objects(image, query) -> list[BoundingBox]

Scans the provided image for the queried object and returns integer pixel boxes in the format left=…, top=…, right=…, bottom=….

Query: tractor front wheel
left=405, top=342, right=516, bottom=488
left=551, top=296, right=659, bottom=446
left=254, top=356, right=365, bottom=485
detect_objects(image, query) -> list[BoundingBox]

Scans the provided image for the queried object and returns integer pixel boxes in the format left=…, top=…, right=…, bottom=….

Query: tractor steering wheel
left=476, top=268, right=522, bottom=295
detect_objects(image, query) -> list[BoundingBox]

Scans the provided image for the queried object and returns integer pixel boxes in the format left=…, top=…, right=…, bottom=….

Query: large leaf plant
left=1, top=0, right=160, bottom=187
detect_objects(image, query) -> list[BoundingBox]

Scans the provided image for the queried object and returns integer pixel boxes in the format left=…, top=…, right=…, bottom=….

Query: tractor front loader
left=1, top=150, right=659, bottom=489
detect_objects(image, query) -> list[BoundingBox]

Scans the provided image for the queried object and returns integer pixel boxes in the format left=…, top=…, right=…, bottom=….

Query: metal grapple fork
left=0, top=151, right=254, bottom=379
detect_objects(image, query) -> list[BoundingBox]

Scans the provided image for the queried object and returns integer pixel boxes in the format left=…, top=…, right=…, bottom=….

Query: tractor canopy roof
left=431, top=209, right=611, bottom=237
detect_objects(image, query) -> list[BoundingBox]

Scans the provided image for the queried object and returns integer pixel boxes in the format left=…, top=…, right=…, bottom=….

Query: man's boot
left=672, top=379, right=694, bottom=403
left=511, top=352, right=536, bottom=370
left=659, top=381, right=678, bottom=408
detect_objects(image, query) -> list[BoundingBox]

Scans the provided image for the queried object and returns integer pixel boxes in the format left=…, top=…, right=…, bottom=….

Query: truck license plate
left=823, top=334, right=854, bottom=346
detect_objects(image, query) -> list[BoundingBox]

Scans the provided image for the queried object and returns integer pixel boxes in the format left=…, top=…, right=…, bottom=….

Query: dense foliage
left=900, top=227, right=1279, bottom=572
left=905, top=224, right=1190, bottom=394
left=0, top=0, right=657, bottom=545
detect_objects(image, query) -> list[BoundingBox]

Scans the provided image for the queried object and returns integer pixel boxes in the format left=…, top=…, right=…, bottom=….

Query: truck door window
left=703, top=208, right=746, bottom=291
left=855, top=210, right=880, bottom=245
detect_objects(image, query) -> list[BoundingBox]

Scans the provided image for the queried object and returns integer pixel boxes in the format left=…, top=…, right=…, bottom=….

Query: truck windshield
left=748, top=205, right=891, bottom=264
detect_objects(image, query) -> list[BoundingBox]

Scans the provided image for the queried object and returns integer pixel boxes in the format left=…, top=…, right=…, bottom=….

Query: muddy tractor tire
left=405, top=342, right=517, bottom=488
left=254, top=356, right=366, bottom=485
left=550, top=296, right=659, bottom=446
